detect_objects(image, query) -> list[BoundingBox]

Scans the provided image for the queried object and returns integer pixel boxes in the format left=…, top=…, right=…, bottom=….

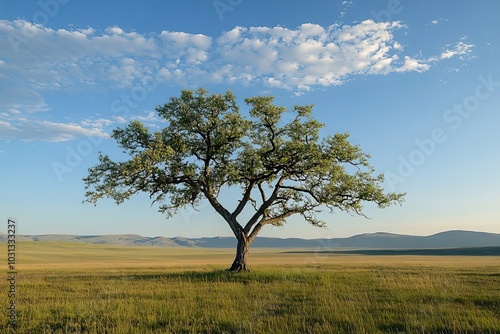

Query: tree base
left=226, top=262, right=249, bottom=272
left=228, top=232, right=250, bottom=272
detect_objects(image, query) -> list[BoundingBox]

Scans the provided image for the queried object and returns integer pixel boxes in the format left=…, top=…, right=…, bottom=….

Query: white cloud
left=0, top=120, right=16, bottom=130
left=439, top=41, right=473, bottom=60
left=0, top=21, right=160, bottom=114
left=0, top=81, right=48, bottom=113
left=134, top=111, right=159, bottom=122
left=106, top=26, right=125, bottom=35
left=0, top=18, right=474, bottom=98
left=160, top=31, right=212, bottom=65
left=0, top=19, right=475, bottom=142
left=395, top=56, right=430, bottom=73
left=210, top=20, right=422, bottom=87
left=0, top=118, right=110, bottom=142
left=430, top=18, right=448, bottom=26
left=0, top=110, right=158, bottom=143
left=339, top=0, right=354, bottom=19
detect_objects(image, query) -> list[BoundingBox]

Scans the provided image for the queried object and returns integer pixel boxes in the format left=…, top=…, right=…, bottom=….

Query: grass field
left=1, top=242, right=500, bottom=333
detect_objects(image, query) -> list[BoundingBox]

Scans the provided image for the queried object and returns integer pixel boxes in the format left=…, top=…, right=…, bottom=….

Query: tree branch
left=204, top=190, right=243, bottom=238
left=279, top=185, right=322, bottom=203
left=243, top=175, right=287, bottom=235
left=248, top=220, right=266, bottom=243
left=262, top=210, right=300, bottom=228
left=247, top=208, right=301, bottom=243
left=231, top=180, right=256, bottom=219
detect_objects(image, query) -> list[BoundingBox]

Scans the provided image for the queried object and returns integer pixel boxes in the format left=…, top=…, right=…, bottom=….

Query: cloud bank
left=0, top=19, right=473, bottom=142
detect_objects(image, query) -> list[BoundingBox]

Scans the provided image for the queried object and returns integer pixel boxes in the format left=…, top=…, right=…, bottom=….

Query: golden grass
left=9, top=241, right=500, bottom=269
left=1, top=242, right=499, bottom=333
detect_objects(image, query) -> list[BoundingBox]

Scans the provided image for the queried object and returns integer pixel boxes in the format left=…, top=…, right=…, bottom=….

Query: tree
left=83, top=88, right=404, bottom=271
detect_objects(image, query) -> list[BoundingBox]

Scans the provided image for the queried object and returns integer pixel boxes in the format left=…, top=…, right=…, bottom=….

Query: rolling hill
left=1, top=230, right=499, bottom=249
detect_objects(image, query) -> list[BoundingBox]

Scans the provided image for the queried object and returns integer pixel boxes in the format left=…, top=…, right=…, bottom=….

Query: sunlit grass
left=1, top=242, right=499, bottom=333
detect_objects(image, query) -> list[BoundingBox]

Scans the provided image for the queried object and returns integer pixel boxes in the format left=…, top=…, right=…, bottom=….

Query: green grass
left=1, top=242, right=499, bottom=333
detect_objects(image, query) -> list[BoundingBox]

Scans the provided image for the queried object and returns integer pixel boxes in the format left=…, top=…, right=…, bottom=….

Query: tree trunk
left=227, top=232, right=250, bottom=272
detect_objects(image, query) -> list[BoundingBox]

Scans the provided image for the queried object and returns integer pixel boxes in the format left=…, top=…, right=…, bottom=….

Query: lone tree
left=83, top=88, right=404, bottom=271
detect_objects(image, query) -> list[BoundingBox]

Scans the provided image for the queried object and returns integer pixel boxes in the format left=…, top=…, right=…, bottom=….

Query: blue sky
left=0, top=1, right=499, bottom=239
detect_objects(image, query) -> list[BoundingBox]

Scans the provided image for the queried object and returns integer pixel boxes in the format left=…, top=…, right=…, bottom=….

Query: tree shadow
left=102, top=268, right=306, bottom=284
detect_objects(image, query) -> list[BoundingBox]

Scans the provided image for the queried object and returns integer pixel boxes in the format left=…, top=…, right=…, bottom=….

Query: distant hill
left=291, top=246, right=500, bottom=256
left=1, top=230, right=500, bottom=249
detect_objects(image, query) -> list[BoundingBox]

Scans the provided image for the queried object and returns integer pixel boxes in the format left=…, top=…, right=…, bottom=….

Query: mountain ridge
left=1, top=230, right=499, bottom=249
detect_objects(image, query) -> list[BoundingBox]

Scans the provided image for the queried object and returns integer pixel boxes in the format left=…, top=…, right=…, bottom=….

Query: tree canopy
left=84, top=88, right=404, bottom=271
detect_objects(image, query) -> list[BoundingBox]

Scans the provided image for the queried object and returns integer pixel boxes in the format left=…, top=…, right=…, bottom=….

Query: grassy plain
left=1, top=242, right=499, bottom=333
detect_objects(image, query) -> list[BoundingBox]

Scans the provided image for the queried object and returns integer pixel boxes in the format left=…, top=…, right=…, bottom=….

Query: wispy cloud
left=439, top=41, right=474, bottom=60
left=0, top=118, right=110, bottom=142
left=430, top=18, right=448, bottom=25
left=0, top=19, right=475, bottom=142
left=339, top=0, right=354, bottom=19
